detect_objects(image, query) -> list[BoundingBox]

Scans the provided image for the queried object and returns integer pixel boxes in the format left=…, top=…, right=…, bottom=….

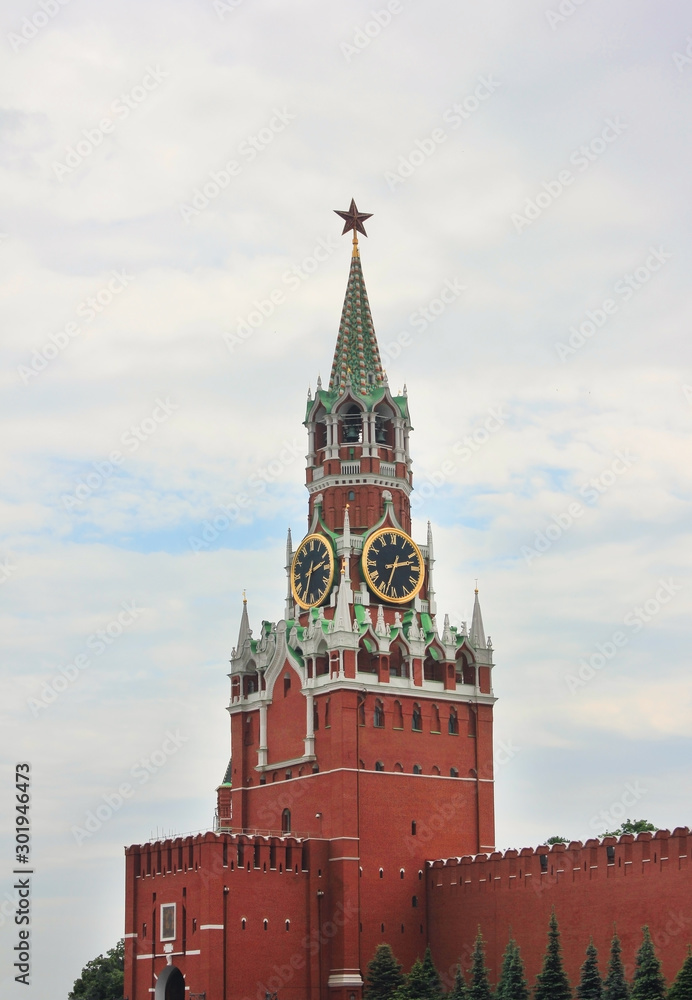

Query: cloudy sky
left=1, top=0, right=691, bottom=995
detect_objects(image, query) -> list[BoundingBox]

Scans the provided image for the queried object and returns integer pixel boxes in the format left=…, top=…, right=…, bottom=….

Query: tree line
left=364, top=911, right=692, bottom=1000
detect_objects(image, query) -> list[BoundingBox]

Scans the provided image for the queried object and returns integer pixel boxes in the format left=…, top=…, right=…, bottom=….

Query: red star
left=334, top=199, right=373, bottom=237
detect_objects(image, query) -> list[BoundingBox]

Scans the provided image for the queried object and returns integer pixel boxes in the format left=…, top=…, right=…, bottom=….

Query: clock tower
left=218, top=202, right=497, bottom=999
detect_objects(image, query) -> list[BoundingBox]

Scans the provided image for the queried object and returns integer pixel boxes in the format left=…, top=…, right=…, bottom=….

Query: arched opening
left=450, top=766, right=459, bottom=778
left=374, top=403, right=395, bottom=446
left=394, top=762, right=403, bottom=772
left=341, top=404, right=363, bottom=443
left=358, top=700, right=366, bottom=726
left=155, top=966, right=185, bottom=1000
left=457, top=652, right=477, bottom=687
left=243, top=671, right=259, bottom=696
left=315, top=651, right=329, bottom=676
left=375, top=761, right=385, bottom=772
left=315, top=418, right=327, bottom=451
left=374, top=699, right=385, bottom=728
left=389, top=643, right=409, bottom=678
left=423, top=652, right=444, bottom=683
left=283, top=673, right=291, bottom=697
left=448, top=708, right=459, bottom=735
left=358, top=638, right=377, bottom=673
left=468, top=706, right=477, bottom=738
left=281, top=809, right=291, bottom=834
left=392, top=700, right=404, bottom=729
left=412, top=764, right=422, bottom=775
left=430, top=704, right=440, bottom=733
left=411, top=703, right=422, bottom=732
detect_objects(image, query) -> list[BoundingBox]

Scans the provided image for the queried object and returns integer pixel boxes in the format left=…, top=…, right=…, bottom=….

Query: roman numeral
left=409, top=575, right=417, bottom=587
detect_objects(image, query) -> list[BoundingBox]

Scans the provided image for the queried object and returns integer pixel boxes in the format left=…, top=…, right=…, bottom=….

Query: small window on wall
left=449, top=709, right=459, bottom=735
left=160, top=903, right=176, bottom=941
left=284, top=674, right=291, bottom=697
left=375, top=761, right=385, bottom=772
left=313, top=702, right=319, bottom=730
left=468, top=706, right=477, bottom=737
left=374, top=700, right=385, bottom=728
left=348, top=490, right=356, bottom=501
left=282, top=809, right=291, bottom=833
left=412, top=764, right=422, bottom=775
left=450, top=767, right=459, bottom=778
left=412, top=703, right=422, bottom=731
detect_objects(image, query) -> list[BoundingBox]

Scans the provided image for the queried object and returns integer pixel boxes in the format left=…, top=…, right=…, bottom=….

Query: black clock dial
left=291, top=534, right=335, bottom=610
left=362, top=528, right=424, bottom=604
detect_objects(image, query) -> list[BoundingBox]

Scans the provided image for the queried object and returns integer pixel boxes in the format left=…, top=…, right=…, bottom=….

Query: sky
left=1, top=0, right=691, bottom=996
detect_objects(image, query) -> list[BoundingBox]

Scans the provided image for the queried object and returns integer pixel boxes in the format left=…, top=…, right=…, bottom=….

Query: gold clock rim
left=290, top=532, right=336, bottom=610
left=361, top=527, right=425, bottom=604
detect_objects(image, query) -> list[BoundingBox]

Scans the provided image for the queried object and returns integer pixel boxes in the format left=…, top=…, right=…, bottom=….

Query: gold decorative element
left=361, top=527, right=424, bottom=605
left=290, top=533, right=336, bottom=610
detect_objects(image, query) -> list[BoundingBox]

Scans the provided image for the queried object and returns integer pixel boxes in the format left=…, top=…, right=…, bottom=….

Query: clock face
left=291, top=533, right=335, bottom=610
left=362, top=527, right=424, bottom=604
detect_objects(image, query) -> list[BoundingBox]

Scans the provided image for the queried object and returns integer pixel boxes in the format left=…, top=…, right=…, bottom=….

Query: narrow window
left=285, top=919, right=290, bottom=931
left=412, top=764, right=422, bottom=775
left=449, top=709, right=459, bottom=735
left=540, top=854, right=548, bottom=873
left=348, top=490, right=356, bottom=501
left=313, top=702, right=319, bottom=730
left=264, top=919, right=268, bottom=931
left=358, top=700, right=366, bottom=726
left=412, top=703, right=422, bottom=731
left=284, top=674, right=291, bottom=696
left=430, top=704, right=440, bottom=733
left=375, top=761, right=384, bottom=772
left=374, top=699, right=385, bottom=728
left=411, top=821, right=417, bottom=836
left=281, top=809, right=291, bottom=834
left=412, top=896, right=418, bottom=908
left=379, top=868, right=384, bottom=879
left=400, top=869, right=405, bottom=879
left=325, top=698, right=331, bottom=728
left=468, top=706, right=477, bottom=737
left=450, top=767, right=459, bottom=778
left=241, top=918, right=246, bottom=930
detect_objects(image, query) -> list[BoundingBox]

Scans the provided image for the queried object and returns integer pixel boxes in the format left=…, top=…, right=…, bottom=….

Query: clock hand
left=386, top=556, right=401, bottom=589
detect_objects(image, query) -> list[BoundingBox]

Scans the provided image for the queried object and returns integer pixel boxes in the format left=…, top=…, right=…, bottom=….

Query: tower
left=219, top=202, right=497, bottom=997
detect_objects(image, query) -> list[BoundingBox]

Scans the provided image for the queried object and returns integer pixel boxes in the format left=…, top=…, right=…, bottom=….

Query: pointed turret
left=284, top=527, right=294, bottom=619
left=470, top=586, right=486, bottom=649
left=235, top=593, right=252, bottom=655
left=329, top=250, right=385, bottom=394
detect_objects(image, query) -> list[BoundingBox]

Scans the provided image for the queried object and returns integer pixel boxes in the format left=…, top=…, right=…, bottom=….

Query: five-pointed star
left=334, top=199, right=373, bottom=237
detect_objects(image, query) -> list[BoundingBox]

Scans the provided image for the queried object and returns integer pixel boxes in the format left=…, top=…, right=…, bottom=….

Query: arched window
left=430, top=704, right=440, bottom=733
left=283, top=673, right=291, bottom=697
left=358, top=700, right=366, bottom=726
left=325, top=698, right=331, bottom=728
left=244, top=716, right=254, bottom=746
left=341, top=405, right=363, bottom=443
left=313, top=702, right=319, bottom=730
left=394, top=762, right=403, bottom=772
left=412, top=764, right=422, bottom=775
left=285, top=919, right=290, bottom=931
left=431, top=765, right=440, bottom=775
left=423, top=654, right=444, bottom=683
left=281, top=809, right=291, bottom=834
left=263, top=919, right=268, bottom=931
left=392, top=700, right=404, bottom=729
left=348, top=490, right=356, bottom=501
left=379, top=868, right=384, bottom=879
left=315, top=418, right=327, bottom=450
left=374, top=699, right=385, bottom=728
left=390, top=643, right=408, bottom=678
left=449, top=708, right=459, bottom=735
left=244, top=672, right=259, bottom=696
left=400, top=868, right=405, bottom=879
left=375, top=761, right=384, bottom=772
left=412, top=703, right=422, bottom=732
left=457, top=653, right=476, bottom=687
left=241, top=918, right=246, bottom=930
left=450, top=766, right=459, bottom=778
left=468, top=706, right=477, bottom=738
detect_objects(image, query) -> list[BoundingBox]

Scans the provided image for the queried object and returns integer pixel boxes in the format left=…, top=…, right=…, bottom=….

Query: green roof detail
left=329, top=252, right=385, bottom=395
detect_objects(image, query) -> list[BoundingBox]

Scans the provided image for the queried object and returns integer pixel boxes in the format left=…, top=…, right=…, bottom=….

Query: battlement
left=126, top=829, right=321, bottom=879
left=427, top=827, right=691, bottom=891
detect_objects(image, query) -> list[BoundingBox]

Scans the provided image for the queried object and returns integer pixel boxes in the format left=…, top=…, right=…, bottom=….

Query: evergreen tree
left=577, top=940, right=603, bottom=1000
left=405, top=950, right=442, bottom=1000
left=506, top=945, right=530, bottom=1000
left=468, top=927, right=493, bottom=1000
left=68, top=939, right=124, bottom=1000
left=534, top=910, right=572, bottom=1000
left=631, top=927, right=665, bottom=1000
left=449, top=965, right=468, bottom=1000
left=667, top=946, right=692, bottom=1000
left=365, top=943, right=406, bottom=1000
left=603, top=932, right=629, bottom=1000
left=497, top=940, right=518, bottom=1000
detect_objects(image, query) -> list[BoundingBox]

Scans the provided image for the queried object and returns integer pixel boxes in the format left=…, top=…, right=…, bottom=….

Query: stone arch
left=155, top=966, right=185, bottom=1000
left=374, top=400, right=396, bottom=446
left=335, top=398, right=365, bottom=444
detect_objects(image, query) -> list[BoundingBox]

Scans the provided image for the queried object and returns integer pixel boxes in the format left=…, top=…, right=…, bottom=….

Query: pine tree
left=505, top=945, right=529, bottom=1000
left=668, top=946, right=692, bottom=1000
left=534, top=910, right=572, bottom=1000
left=365, top=943, right=406, bottom=1000
left=577, top=940, right=603, bottom=1000
left=603, top=932, right=629, bottom=1000
left=468, top=927, right=494, bottom=1000
left=497, top=940, right=517, bottom=1000
left=405, top=951, right=442, bottom=1000
left=631, top=927, right=665, bottom=1000
left=449, top=965, right=468, bottom=1000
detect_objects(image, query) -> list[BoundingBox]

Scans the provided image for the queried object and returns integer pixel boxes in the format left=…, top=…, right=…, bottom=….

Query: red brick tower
left=218, top=202, right=497, bottom=998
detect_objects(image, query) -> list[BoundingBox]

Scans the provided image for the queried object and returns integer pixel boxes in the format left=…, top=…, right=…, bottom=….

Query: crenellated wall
left=427, top=828, right=692, bottom=991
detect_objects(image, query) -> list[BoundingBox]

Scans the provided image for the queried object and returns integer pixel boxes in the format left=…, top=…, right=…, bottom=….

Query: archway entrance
left=155, top=965, right=185, bottom=1000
